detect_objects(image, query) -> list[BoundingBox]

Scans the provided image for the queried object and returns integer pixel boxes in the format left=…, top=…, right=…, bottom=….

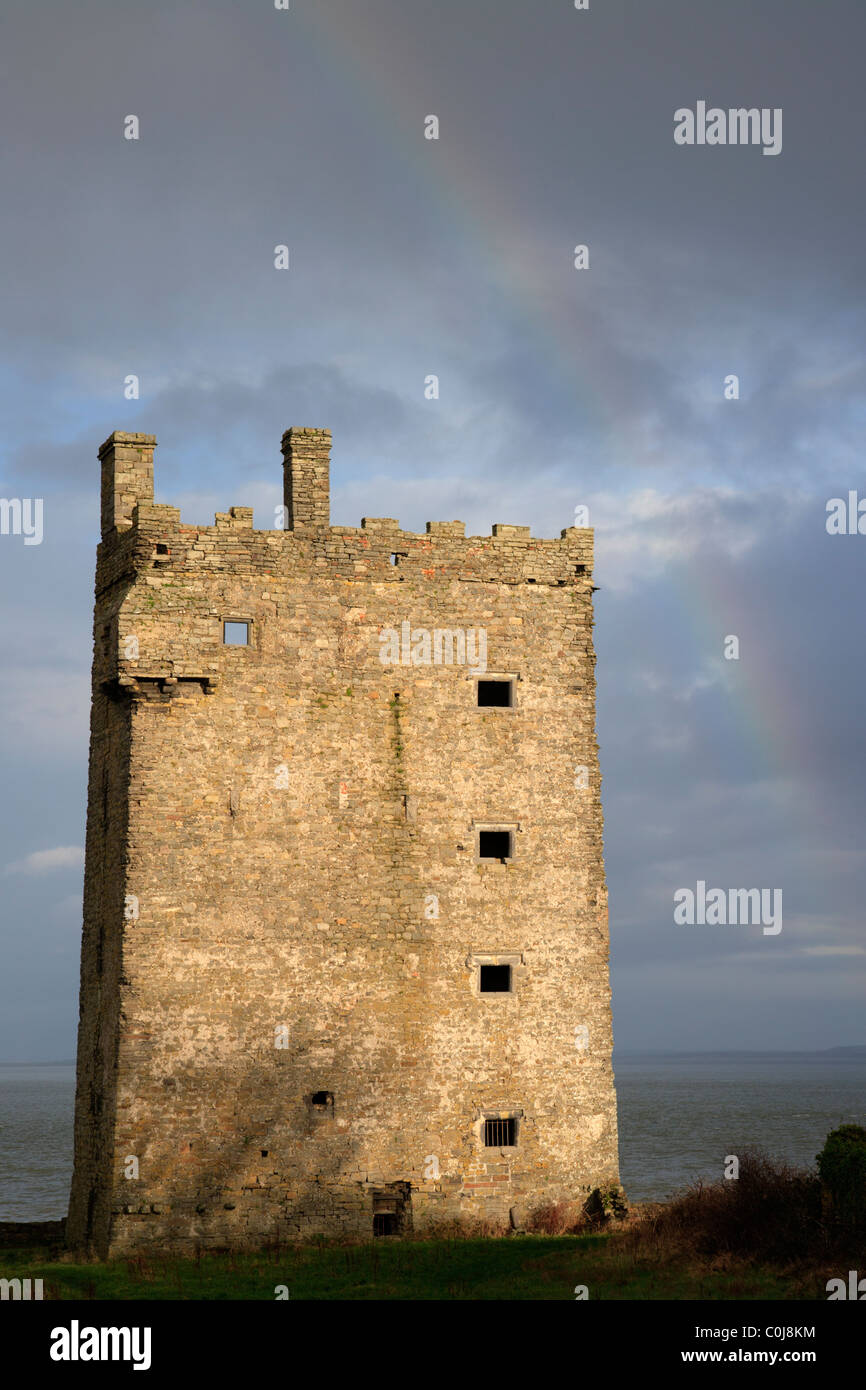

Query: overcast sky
left=1, top=0, right=864, bottom=1059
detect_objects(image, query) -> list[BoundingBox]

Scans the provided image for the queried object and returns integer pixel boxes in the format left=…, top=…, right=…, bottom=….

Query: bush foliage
left=816, top=1124, right=866, bottom=1230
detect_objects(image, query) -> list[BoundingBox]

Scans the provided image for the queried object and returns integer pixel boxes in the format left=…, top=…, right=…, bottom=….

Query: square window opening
left=479, top=964, right=511, bottom=993
left=484, top=1117, right=517, bottom=1148
left=223, top=621, right=250, bottom=646
left=477, top=679, right=513, bottom=708
left=373, top=1213, right=397, bottom=1236
left=478, top=829, right=512, bottom=861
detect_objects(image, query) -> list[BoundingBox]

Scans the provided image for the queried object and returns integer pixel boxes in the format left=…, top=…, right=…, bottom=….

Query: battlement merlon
left=96, top=430, right=594, bottom=581
left=282, top=426, right=331, bottom=532
left=99, top=432, right=156, bottom=538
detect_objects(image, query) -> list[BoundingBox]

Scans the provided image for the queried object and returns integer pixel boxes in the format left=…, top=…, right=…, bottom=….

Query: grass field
left=0, top=1230, right=827, bottom=1301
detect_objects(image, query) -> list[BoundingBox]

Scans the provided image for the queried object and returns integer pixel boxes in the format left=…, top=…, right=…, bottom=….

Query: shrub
left=599, top=1186, right=629, bottom=1220
left=816, top=1125, right=866, bottom=1231
left=642, top=1150, right=823, bottom=1263
left=525, top=1200, right=581, bottom=1235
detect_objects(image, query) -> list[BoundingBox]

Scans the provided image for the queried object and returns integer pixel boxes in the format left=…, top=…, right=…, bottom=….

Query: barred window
left=484, top=1117, right=516, bottom=1147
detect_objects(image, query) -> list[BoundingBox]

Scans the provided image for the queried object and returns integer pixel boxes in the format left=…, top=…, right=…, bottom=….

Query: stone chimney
left=98, top=431, right=156, bottom=538
left=281, top=427, right=331, bottom=531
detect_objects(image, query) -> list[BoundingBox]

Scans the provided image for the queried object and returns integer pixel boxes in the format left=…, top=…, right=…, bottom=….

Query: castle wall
left=68, top=430, right=620, bottom=1255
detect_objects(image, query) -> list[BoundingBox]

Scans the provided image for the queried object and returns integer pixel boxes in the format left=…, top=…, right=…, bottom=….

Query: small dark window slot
left=479, top=964, right=511, bottom=993
left=484, top=1118, right=516, bottom=1147
left=373, top=1213, right=397, bottom=1236
left=310, top=1090, right=334, bottom=1109
left=478, top=829, right=512, bottom=861
left=477, top=680, right=512, bottom=708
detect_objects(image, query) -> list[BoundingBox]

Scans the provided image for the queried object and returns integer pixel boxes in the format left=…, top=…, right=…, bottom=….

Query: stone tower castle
left=67, top=428, right=620, bottom=1256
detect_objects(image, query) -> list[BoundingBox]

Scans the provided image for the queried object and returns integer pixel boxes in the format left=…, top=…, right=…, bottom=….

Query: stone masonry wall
left=67, top=429, right=620, bottom=1256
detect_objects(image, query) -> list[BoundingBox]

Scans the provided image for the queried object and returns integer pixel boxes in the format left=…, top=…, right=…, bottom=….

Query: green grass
left=0, top=1233, right=823, bottom=1301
